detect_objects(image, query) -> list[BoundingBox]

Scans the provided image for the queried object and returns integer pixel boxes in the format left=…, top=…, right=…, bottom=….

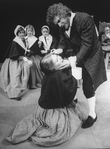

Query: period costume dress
left=6, top=62, right=81, bottom=147
left=1, top=36, right=30, bottom=99
left=38, top=34, right=58, bottom=54
left=25, top=35, right=44, bottom=88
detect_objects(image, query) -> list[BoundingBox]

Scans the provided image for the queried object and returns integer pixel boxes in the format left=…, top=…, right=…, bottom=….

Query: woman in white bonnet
left=38, top=25, right=58, bottom=55
left=5, top=53, right=82, bottom=146
left=0, top=25, right=31, bottom=99
left=25, top=24, right=44, bottom=88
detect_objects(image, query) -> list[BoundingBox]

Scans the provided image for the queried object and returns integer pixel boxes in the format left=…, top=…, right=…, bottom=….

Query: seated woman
left=6, top=53, right=82, bottom=147
left=25, top=24, right=44, bottom=89
left=38, top=25, right=58, bottom=56
left=0, top=25, right=32, bottom=99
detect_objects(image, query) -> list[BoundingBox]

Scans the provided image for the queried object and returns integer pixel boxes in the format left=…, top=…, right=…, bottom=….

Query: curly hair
left=46, top=3, right=71, bottom=26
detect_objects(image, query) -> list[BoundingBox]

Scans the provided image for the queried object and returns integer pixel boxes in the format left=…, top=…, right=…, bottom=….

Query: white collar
left=65, top=12, right=75, bottom=37
left=106, top=33, right=110, bottom=38
left=25, top=36, right=37, bottom=48
left=70, top=12, right=76, bottom=27
left=39, top=34, right=53, bottom=50
left=13, top=36, right=26, bottom=50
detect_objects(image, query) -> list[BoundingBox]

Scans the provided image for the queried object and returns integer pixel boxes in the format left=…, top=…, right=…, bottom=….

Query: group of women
left=1, top=24, right=58, bottom=99
left=1, top=24, right=82, bottom=147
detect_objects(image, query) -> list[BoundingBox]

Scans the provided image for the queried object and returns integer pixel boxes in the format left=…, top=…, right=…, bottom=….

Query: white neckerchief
left=25, top=36, right=37, bottom=48
left=65, top=12, right=76, bottom=37
left=13, top=36, right=26, bottom=50
left=39, top=34, right=53, bottom=51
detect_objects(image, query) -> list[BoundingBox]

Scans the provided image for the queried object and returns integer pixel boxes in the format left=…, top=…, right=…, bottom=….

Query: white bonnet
left=14, top=25, right=25, bottom=36
left=41, top=25, right=50, bottom=33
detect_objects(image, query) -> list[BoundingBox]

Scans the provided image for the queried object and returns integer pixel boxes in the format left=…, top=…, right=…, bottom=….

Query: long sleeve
left=76, top=15, right=95, bottom=66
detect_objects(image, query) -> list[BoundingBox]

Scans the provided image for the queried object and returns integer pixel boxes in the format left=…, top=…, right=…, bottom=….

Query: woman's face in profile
left=51, top=54, right=63, bottom=67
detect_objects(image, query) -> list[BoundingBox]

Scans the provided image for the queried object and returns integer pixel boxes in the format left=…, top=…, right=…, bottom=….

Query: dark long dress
left=1, top=36, right=30, bottom=98
left=25, top=36, right=44, bottom=88
left=6, top=64, right=81, bottom=147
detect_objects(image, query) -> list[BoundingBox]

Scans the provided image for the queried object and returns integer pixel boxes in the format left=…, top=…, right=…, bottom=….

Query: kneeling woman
left=6, top=53, right=82, bottom=147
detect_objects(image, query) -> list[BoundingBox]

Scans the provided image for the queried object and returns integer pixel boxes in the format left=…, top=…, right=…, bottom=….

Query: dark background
left=0, top=0, right=110, bottom=63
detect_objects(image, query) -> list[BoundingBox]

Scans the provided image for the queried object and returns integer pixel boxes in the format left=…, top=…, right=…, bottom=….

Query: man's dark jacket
left=58, top=12, right=107, bottom=90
